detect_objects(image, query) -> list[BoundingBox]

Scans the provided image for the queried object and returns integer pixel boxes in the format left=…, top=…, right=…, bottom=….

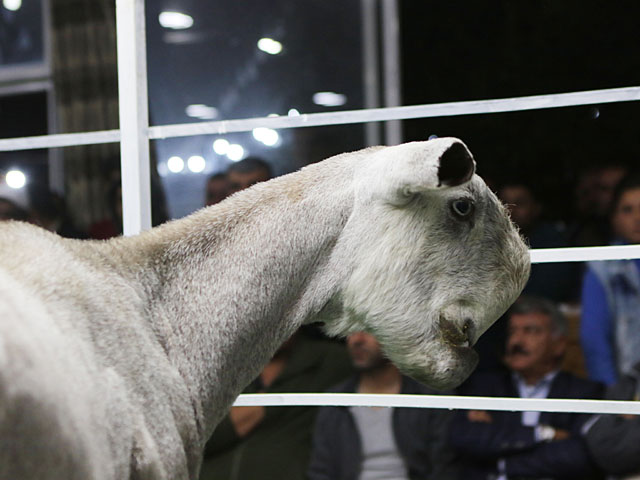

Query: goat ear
left=363, top=138, right=476, bottom=206
left=436, top=140, right=476, bottom=187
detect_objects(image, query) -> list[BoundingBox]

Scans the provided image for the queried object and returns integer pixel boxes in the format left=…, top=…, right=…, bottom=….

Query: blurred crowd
left=2, top=156, right=640, bottom=480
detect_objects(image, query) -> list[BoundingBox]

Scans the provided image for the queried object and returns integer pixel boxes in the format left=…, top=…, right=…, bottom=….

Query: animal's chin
left=400, top=342, right=479, bottom=391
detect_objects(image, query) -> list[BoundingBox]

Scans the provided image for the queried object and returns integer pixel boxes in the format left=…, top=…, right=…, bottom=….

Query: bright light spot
left=313, top=91, right=347, bottom=107
left=253, top=127, right=279, bottom=147
left=226, top=144, right=245, bottom=162
left=3, top=0, right=21, bottom=11
left=186, top=104, right=218, bottom=120
left=268, top=113, right=279, bottom=118
left=288, top=108, right=300, bottom=117
left=257, top=38, right=283, bottom=55
left=213, top=139, right=230, bottom=155
left=5, top=170, right=26, bottom=189
left=157, top=162, right=168, bottom=177
left=187, top=155, right=206, bottom=173
left=159, top=11, right=193, bottom=30
left=167, top=156, right=185, bottom=173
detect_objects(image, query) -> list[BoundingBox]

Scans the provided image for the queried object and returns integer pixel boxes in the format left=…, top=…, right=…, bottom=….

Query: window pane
left=0, top=0, right=45, bottom=68
left=146, top=0, right=364, bottom=127
left=0, top=91, right=48, bottom=214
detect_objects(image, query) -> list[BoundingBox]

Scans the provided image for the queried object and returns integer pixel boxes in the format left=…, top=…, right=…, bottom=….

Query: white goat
left=0, top=138, right=529, bottom=479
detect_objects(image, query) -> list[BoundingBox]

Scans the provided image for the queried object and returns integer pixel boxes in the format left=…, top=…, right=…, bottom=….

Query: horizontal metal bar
left=2, top=86, right=638, bottom=151
left=148, top=85, right=640, bottom=139
left=234, top=393, right=640, bottom=415
left=530, top=245, right=640, bottom=263
left=0, top=129, right=120, bottom=151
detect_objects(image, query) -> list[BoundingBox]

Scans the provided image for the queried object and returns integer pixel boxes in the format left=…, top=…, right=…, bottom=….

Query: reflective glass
left=0, top=0, right=44, bottom=68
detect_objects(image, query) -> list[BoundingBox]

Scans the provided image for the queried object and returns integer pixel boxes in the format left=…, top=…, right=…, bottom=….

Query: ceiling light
left=226, top=144, right=245, bottom=162
left=253, top=127, right=279, bottom=147
left=213, top=139, right=229, bottom=155
left=312, top=91, right=347, bottom=107
left=186, top=104, right=218, bottom=120
left=5, top=169, right=26, bottom=189
left=157, top=162, right=168, bottom=177
left=159, top=11, right=193, bottom=30
left=167, top=156, right=185, bottom=173
left=257, top=38, right=283, bottom=55
left=3, top=0, right=21, bottom=11
left=187, top=155, right=206, bottom=173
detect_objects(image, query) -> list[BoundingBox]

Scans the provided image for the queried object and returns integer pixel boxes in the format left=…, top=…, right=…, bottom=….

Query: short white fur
left=0, top=138, right=529, bottom=479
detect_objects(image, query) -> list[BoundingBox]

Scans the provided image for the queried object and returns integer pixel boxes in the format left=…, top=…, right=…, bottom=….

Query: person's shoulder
left=325, top=374, right=359, bottom=394
left=456, top=368, right=511, bottom=395
left=556, top=371, right=604, bottom=398
left=401, top=376, right=453, bottom=395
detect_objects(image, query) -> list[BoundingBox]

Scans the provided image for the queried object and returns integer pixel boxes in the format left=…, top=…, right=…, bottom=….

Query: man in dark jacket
left=449, top=295, right=604, bottom=480
left=308, top=331, right=459, bottom=480
left=200, top=328, right=353, bottom=480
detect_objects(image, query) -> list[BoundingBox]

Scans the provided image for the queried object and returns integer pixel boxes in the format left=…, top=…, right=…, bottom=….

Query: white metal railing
left=2, top=85, right=638, bottom=151
left=233, top=393, right=640, bottom=415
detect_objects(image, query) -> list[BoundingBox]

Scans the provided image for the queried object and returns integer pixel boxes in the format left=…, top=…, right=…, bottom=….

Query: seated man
left=308, top=331, right=459, bottom=480
left=199, top=327, right=353, bottom=480
left=449, top=295, right=604, bottom=480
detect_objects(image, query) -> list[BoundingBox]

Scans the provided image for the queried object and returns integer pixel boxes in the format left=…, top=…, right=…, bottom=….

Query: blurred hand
left=468, top=410, right=493, bottom=423
left=553, top=428, right=570, bottom=441
left=230, top=406, right=265, bottom=437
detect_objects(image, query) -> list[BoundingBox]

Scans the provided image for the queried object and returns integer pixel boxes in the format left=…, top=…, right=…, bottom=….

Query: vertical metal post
left=43, top=0, right=64, bottom=194
left=115, top=0, right=151, bottom=235
left=361, top=0, right=381, bottom=146
left=381, top=0, right=403, bottom=145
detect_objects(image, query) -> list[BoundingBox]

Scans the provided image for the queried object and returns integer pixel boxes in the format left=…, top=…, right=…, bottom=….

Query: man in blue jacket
left=449, top=295, right=604, bottom=480
left=307, top=331, right=459, bottom=480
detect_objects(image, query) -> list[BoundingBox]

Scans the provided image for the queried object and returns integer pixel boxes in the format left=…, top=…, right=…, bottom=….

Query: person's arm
left=307, top=407, right=339, bottom=480
left=449, top=409, right=538, bottom=459
left=586, top=414, right=640, bottom=475
left=585, top=375, right=640, bottom=475
left=580, top=269, right=617, bottom=385
left=228, top=406, right=265, bottom=437
left=202, top=415, right=242, bottom=457
left=504, top=437, right=600, bottom=478
left=424, top=410, right=459, bottom=480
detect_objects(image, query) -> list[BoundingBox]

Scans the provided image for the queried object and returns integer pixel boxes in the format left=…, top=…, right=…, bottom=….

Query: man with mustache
left=308, top=331, right=459, bottom=480
left=449, top=295, right=604, bottom=480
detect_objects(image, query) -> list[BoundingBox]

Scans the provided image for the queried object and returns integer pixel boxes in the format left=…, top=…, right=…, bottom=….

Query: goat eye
left=451, top=199, right=474, bottom=218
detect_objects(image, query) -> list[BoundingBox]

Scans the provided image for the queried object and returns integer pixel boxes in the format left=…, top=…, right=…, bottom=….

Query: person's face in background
left=0, top=199, right=16, bottom=220
left=227, top=168, right=271, bottom=195
left=612, top=187, right=640, bottom=245
left=206, top=177, right=230, bottom=206
left=574, top=169, right=600, bottom=217
left=499, top=185, right=541, bottom=234
left=346, top=332, right=390, bottom=371
left=595, top=166, right=627, bottom=217
left=504, top=312, right=566, bottom=383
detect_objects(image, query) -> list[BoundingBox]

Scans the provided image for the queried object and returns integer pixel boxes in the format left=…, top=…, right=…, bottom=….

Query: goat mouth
left=439, top=316, right=475, bottom=349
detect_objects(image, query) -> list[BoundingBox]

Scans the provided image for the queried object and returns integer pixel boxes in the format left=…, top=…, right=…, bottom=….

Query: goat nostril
left=462, top=318, right=475, bottom=345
